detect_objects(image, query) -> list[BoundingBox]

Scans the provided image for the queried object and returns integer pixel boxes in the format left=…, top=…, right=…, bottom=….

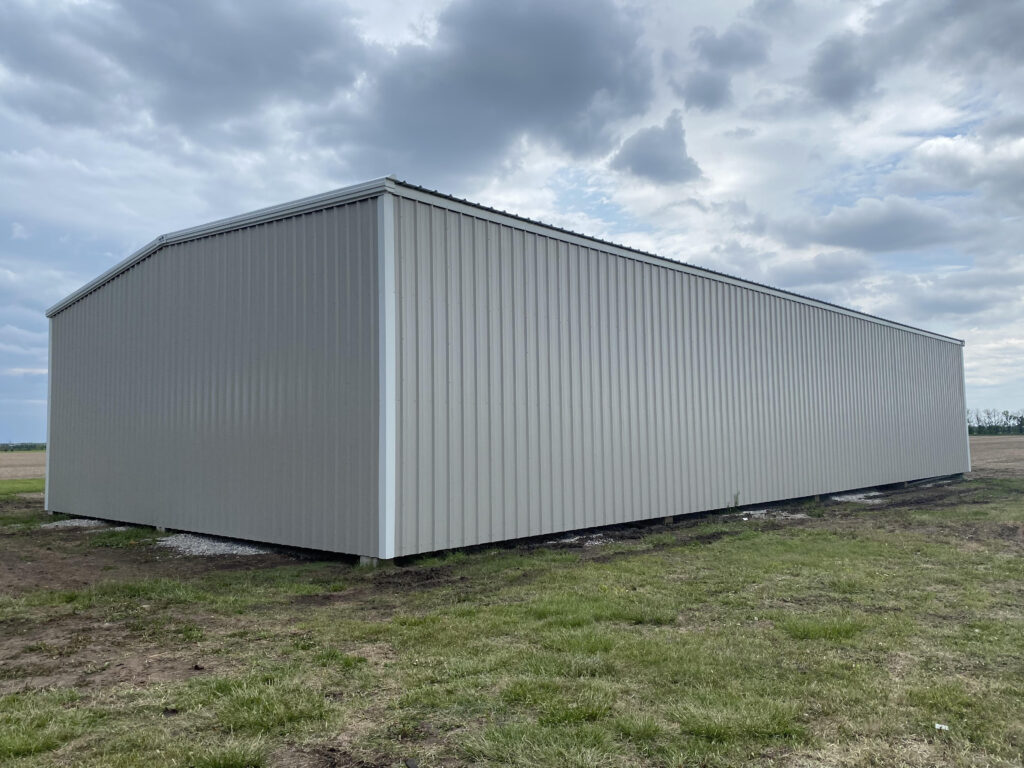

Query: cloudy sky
left=2, top=0, right=1022, bottom=441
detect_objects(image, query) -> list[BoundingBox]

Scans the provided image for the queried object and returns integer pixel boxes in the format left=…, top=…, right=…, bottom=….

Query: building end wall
left=47, top=198, right=382, bottom=556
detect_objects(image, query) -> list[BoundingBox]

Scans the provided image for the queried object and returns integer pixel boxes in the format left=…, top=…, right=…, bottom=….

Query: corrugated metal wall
left=48, top=198, right=381, bottom=555
left=391, top=195, right=970, bottom=556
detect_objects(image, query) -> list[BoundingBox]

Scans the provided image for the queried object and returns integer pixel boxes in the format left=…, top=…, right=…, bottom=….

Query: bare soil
left=0, top=450, right=45, bottom=479
left=0, top=612, right=213, bottom=695
left=0, top=498, right=299, bottom=596
left=967, top=434, right=1024, bottom=478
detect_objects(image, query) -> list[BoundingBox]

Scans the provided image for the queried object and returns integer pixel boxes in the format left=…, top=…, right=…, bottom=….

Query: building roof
left=46, top=176, right=963, bottom=346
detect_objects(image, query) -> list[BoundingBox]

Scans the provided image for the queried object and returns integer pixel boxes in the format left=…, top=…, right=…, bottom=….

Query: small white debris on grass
left=935, top=723, right=950, bottom=731
left=831, top=492, right=885, bottom=504
left=41, top=518, right=107, bottom=529
left=738, top=509, right=807, bottom=521
left=86, top=526, right=129, bottom=534
left=156, top=533, right=272, bottom=556
left=551, top=533, right=608, bottom=548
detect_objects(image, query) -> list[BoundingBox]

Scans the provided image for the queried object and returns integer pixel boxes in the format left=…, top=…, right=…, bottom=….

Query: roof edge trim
left=46, top=176, right=394, bottom=317
left=390, top=179, right=964, bottom=346
left=47, top=174, right=963, bottom=347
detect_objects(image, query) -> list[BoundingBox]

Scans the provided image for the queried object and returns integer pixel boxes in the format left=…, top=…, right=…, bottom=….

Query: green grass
left=0, top=690, right=103, bottom=760
left=0, top=477, right=44, bottom=500
left=778, top=613, right=867, bottom=640
left=185, top=739, right=267, bottom=768
left=86, top=526, right=160, bottom=548
left=0, top=477, right=1022, bottom=766
left=175, top=672, right=331, bottom=732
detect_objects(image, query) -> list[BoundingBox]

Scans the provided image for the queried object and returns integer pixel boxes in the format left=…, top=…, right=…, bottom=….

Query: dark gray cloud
left=744, top=0, right=797, bottom=25
left=675, top=70, right=733, bottom=111
left=869, top=0, right=1024, bottom=72
left=980, top=114, right=1024, bottom=140
left=0, top=0, right=366, bottom=136
left=691, top=24, right=769, bottom=71
left=806, top=34, right=877, bottom=109
left=669, top=23, right=768, bottom=113
left=0, top=0, right=654, bottom=184
left=722, top=126, right=756, bottom=139
left=784, top=197, right=965, bottom=252
left=611, top=111, right=701, bottom=184
left=804, top=0, right=1024, bottom=110
left=327, top=0, right=653, bottom=182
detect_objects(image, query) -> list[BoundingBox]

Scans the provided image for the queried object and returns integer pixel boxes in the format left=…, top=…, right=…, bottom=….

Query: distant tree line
left=967, top=409, right=1024, bottom=435
left=0, top=443, right=46, bottom=452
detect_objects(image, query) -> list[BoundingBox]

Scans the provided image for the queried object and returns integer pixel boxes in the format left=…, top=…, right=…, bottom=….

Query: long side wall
left=48, top=199, right=381, bottom=555
left=391, top=195, right=969, bottom=556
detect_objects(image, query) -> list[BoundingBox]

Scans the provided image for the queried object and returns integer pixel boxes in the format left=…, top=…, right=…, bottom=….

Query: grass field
left=0, top=459, right=1022, bottom=766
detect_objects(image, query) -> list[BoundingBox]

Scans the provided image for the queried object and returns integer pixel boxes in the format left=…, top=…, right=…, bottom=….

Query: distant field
left=0, top=451, right=45, bottom=481
left=0, top=439, right=1021, bottom=766
left=967, top=435, right=1024, bottom=479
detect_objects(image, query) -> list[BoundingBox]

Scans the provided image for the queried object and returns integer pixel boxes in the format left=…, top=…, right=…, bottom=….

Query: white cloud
left=895, top=133, right=1024, bottom=208
left=964, top=334, right=1024, bottom=389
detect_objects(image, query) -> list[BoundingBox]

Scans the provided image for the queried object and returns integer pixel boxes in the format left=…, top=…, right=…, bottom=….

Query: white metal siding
left=391, top=196, right=969, bottom=556
left=48, top=199, right=381, bottom=555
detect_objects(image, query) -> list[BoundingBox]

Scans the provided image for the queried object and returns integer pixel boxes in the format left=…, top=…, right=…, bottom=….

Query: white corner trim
left=960, top=346, right=972, bottom=473
left=44, top=324, right=52, bottom=511
left=377, top=191, right=397, bottom=559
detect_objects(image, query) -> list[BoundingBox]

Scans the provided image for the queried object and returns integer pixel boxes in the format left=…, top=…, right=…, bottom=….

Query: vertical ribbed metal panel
left=47, top=199, right=380, bottom=556
left=391, top=195, right=970, bottom=556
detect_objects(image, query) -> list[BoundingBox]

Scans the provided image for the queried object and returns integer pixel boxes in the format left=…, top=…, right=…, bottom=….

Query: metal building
left=46, top=177, right=971, bottom=559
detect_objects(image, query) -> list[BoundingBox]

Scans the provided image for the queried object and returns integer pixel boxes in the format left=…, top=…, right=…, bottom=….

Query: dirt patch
left=274, top=721, right=456, bottom=768
left=0, top=451, right=46, bottom=480
left=0, top=613, right=212, bottom=695
left=968, top=435, right=1024, bottom=479
left=828, top=479, right=980, bottom=512
left=371, top=564, right=460, bottom=590
left=272, top=746, right=396, bottom=768
left=685, top=528, right=746, bottom=546
left=811, top=477, right=1024, bottom=554
left=951, top=520, right=1024, bottom=551
left=875, top=488, right=972, bottom=510
left=0, top=499, right=301, bottom=596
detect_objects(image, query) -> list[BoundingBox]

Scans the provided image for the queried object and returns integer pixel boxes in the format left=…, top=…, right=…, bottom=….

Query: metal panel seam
left=378, top=192, right=397, bottom=559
